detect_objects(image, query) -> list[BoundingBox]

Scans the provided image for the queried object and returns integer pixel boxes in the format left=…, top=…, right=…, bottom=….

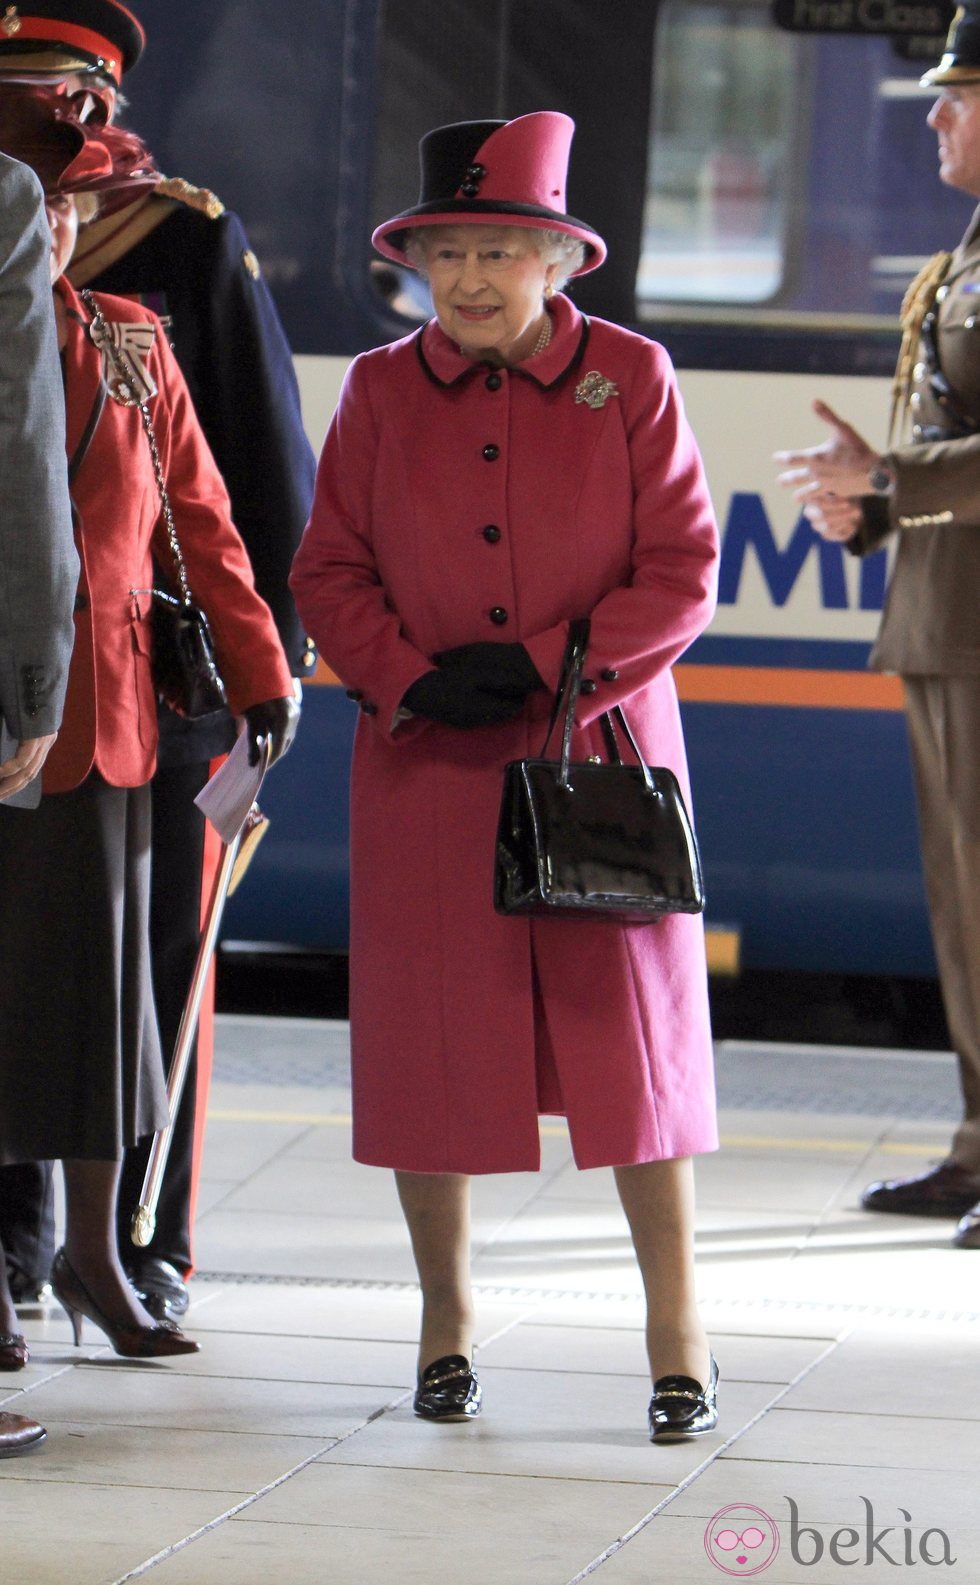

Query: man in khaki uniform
left=776, top=4, right=980, bottom=1249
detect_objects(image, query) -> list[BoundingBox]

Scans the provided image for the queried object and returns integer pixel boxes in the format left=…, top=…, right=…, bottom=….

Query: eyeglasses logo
left=704, top=1505, right=780, bottom=1576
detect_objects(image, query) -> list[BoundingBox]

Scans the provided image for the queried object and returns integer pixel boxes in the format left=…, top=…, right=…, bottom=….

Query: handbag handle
left=542, top=618, right=657, bottom=797
left=80, top=290, right=194, bottom=611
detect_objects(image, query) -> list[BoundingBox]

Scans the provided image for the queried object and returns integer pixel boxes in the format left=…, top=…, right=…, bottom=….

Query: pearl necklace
left=529, top=313, right=553, bottom=358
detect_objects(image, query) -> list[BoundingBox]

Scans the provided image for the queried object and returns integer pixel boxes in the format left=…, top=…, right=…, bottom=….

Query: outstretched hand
left=774, top=399, right=881, bottom=502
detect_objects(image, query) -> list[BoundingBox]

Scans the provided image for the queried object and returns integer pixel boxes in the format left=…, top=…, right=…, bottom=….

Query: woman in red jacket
left=0, top=100, right=297, bottom=1368
left=291, top=114, right=721, bottom=1441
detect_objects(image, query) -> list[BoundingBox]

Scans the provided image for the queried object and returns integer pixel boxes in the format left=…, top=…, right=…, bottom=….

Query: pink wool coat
left=290, top=293, right=720, bottom=1174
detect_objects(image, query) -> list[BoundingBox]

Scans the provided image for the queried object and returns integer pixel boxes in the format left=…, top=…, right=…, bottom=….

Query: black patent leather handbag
left=494, top=618, right=704, bottom=922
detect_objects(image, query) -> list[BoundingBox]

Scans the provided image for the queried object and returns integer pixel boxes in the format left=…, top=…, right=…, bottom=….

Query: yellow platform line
left=207, top=1108, right=943, bottom=1156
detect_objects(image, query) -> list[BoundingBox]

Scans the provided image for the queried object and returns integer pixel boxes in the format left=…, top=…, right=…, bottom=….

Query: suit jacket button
left=485, top=372, right=502, bottom=391
left=482, top=524, right=501, bottom=543
left=74, top=593, right=89, bottom=612
left=346, top=688, right=364, bottom=701
left=482, top=443, right=500, bottom=461
left=361, top=701, right=378, bottom=715
left=489, top=606, right=508, bottom=626
left=580, top=678, right=597, bottom=695
left=601, top=667, right=619, bottom=681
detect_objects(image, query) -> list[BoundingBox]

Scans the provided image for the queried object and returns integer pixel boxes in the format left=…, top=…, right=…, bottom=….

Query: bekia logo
left=704, top=1498, right=956, bottom=1574
left=704, top=1505, right=780, bottom=1576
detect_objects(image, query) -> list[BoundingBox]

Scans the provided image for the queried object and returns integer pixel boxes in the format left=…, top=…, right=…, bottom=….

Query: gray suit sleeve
left=0, top=155, right=77, bottom=741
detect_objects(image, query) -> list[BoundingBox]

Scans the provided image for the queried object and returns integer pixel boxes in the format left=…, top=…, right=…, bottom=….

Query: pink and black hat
left=372, top=111, right=606, bottom=277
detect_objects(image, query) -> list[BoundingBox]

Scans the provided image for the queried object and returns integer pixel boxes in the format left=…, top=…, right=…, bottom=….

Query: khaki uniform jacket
left=853, top=206, right=980, bottom=676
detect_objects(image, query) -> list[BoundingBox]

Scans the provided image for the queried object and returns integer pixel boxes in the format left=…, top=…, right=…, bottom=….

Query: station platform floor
left=2, top=1015, right=978, bottom=1585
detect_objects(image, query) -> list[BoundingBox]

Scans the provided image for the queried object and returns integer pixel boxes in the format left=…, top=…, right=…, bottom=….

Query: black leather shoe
left=860, top=1161, right=980, bottom=1218
left=413, top=1355, right=482, bottom=1421
left=648, top=1355, right=719, bottom=1442
left=124, top=1257, right=190, bottom=1322
left=0, top=1412, right=46, bottom=1458
left=953, top=1201, right=980, bottom=1249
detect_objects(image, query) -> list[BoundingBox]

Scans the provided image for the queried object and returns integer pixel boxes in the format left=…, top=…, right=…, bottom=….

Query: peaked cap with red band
left=372, top=112, right=606, bottom=276
left=0, top=1, right=144, bottom=86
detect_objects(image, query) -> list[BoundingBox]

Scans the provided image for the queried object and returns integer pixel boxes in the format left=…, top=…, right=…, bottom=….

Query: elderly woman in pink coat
left=290, top=112, right=720, bottom=1441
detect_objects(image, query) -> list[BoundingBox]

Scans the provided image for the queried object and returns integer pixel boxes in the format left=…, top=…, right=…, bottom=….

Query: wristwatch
left=868, top=461, right=896, bottom=496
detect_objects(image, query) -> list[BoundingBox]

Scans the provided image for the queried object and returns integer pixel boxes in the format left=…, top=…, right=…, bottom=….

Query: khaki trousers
left=904, top=676, right=980, bottom=1171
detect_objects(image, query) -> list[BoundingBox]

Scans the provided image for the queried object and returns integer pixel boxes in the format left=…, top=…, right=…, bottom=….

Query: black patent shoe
left=648, top=1354, right=719, bottom=1442
left=860, top=1161, right=980, bottom=1218
left=7, top=1266, right=53, bottom=1308
left=413, top=1354, right=482, bottom=1421
left=953, top=1201, right=980, bottom=1249
left=126, top=1257, right=190, bottom=1322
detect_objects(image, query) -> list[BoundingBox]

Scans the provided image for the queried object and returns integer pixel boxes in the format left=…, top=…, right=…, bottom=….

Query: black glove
left=243, top=694, right=301, bottom=766
left=432, top=642, right=545, bottom=700
left=402, top=668, right=526, bottom=729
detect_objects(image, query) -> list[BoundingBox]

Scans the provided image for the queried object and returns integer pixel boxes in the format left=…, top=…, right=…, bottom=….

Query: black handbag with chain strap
left=81, top=290, right=228, bottom=720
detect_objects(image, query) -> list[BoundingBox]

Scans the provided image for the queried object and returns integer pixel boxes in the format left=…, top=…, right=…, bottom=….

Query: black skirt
left=0, top=777, right=168, bottom=1164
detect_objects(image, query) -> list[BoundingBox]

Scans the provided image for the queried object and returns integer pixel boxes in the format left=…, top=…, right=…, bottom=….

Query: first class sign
left=772, top=0, right=953, bottom=32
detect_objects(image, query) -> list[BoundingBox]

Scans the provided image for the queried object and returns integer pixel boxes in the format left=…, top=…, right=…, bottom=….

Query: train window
left=640, top=2, right=798, bottom=309
left=365, top=0, right=968, bottom=343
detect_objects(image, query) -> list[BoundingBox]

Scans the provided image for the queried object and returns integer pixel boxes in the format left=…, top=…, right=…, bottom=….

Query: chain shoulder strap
left=80, top=289, right=192, bottom=608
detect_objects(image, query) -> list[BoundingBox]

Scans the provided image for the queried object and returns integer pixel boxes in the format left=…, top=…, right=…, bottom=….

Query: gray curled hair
left=404, top=225, right=586, bottom=289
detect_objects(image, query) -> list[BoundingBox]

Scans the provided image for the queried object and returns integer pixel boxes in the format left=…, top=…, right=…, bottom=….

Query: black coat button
left=580, top=678, right=597, bottom=695
left=489, top=606, right=508, bottom=626
left=482, top=524, right=501, bottom=543
left=460, top=182, right=478, bottom=198
left=466, top=163, right=486, bottom=179
left=345, top=688, right=364, bottom=702
left=485, top=372, right=502, bottom=391
left=361, top=701, right=378, bottom=716
left=601, top=667, right=619, bottom=682
left=73, top=593, right=89, bottom=612
left=482, top=443, right=499, bottom=461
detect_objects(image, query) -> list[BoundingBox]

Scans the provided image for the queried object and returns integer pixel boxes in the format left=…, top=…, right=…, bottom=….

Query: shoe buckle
left=424, top=1366, right=473, bottom=1390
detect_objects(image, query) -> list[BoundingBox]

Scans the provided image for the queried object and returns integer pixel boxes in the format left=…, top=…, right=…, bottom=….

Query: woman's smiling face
left=421, top=225, right=559, bottom=365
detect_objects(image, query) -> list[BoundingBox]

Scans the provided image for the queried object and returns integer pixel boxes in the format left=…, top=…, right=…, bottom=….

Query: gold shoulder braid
left=889, top=250, right=952, bottom=446
left=154, top=176, right=226, bottom=221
